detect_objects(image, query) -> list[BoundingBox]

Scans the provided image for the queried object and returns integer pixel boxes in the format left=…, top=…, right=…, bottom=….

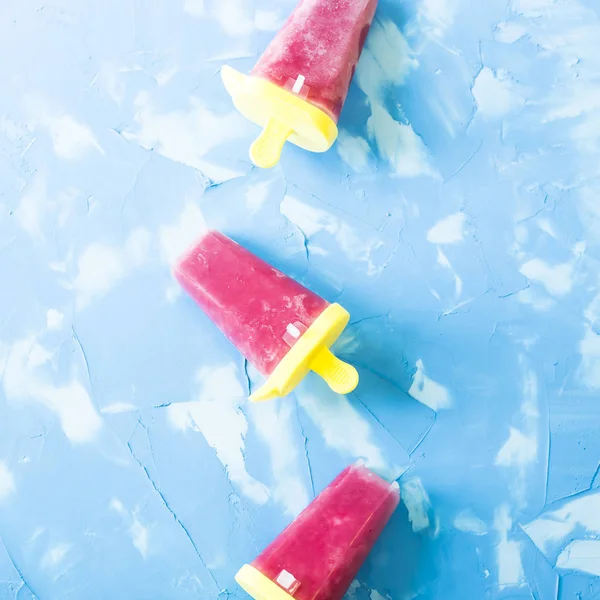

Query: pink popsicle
left=252, top=0, right=379, bottom=121
left=174, top=231, right=358, bottom=399
left=174, top=231, right=327, bottom=376
left=236, top=464, right=400, bottom=600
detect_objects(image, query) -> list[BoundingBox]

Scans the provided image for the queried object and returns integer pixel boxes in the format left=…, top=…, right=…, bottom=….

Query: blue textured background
left=2, top=0, right=600, bottom=598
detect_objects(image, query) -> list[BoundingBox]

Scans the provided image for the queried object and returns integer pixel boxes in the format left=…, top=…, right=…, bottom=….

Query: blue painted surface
left=1, top=0, right=600, bottom=598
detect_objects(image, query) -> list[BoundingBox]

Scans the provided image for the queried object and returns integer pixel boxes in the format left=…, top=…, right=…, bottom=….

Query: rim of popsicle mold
left=250, top=303, right=359, bottom=402
left=220, top=65, right=338, bottom=168
left=236, top=564, right=295, bottom=600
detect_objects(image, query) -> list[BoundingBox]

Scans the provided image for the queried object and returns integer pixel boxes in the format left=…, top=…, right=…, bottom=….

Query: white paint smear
left=427, top=213, right=468, bottom=244
left=41, top=543, right=71, bottom=569
left=15, top=171, right=47, bottom=240
left=249, top=398, right=310, bottom=517
left=295, top=378, right=405, bottom=481
left=73, top=228, right=151, bottom=310
left=280, top=195, right=385, bottom=276
left=556, top=540, right=600, bottom=576
left=472, top=68, right=524, bottom=119
left=183, top=0, right=204, bottom=17
left=408, top=359, right=452, bottom=411
left=356, top=20, right=419, bottom=102
left=454, top=509, right=487, bottom=535
left=101, top=402, right=139, bottom=415
left=519, top=258, right=574, bottom=297
left=367, top=104, right=437, bottom=178
left=167, top=364, right=269, bottom=504
left=110, top=498, right=151, bottom=557
left=159, top=201, right=207, bottom=265
left=496, top=427, right=537, bottom=468
left=496, top=366, right=539, bottom=507
left=0, top=461, right=15, bottom=501
left=401, top=477, right=432, bottom=533
left=3, top=338, right=103, bottom=444
left=524, top=490, right=600, bottom=557
left=44, top=114, right=104, bottom=160
left=336, top=130, right=372, bottom=173
left=419, top=0, right=459, bottom=37
left=494, top=504, right=524, bottom=589
left=46, top=309, right=64, bottom=330
left=124, top=93, right=250, bottom=182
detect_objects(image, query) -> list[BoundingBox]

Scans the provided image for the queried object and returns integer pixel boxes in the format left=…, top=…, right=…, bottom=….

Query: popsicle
left=221, top=0, right=379, bottom=168
left=174, top=230, right=358, bottom=401
left=236, top=463, right=400, bottom=600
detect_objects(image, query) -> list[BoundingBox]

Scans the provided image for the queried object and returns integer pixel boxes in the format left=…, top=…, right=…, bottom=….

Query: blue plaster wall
left=1, top=0, right=600, bottom=598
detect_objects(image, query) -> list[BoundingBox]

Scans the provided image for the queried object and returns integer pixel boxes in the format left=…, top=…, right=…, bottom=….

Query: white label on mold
left=276, top=570, right=298, bottom=591
left=292, top=75, right=305, bottom=94
left=286, top=323, right=301, bottom=338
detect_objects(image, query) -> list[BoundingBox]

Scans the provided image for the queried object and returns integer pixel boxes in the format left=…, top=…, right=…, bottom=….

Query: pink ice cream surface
left=251, top=0, right=378, bottom=121
left=174, top=231, right=329, bottom=376
left=253, top=464, right=400, bottom=600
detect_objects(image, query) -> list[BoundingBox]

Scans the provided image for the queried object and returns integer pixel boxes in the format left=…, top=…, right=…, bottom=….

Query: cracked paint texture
left=1, top=0, right=599, bottom=598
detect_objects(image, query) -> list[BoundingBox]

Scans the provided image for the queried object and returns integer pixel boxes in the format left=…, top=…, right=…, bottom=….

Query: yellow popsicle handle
left=250, top=118, right=293, bottom=168
left=310, top=347, right=359, bottom=395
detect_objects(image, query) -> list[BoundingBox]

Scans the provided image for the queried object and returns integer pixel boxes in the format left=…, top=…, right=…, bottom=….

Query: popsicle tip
left=250, top=118, right=293, bottom=169
left=249, top=384, right=281, bottom=403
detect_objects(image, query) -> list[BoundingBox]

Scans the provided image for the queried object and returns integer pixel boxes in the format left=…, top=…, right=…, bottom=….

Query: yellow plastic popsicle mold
left=250, top=303, right=359, bottom=402
left=221, top=65, right=338, bottom=168
left=236, top=564, right=295, bottom=600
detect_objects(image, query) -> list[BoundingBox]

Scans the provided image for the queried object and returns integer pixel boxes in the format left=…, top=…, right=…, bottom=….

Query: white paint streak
left=3, top=338, right=102, bottom=444
left=44, top=114, right=104, bottom=160
left=41, top=544, right=71, bottom=569
left=0, top=462, right=15, bottom=501
left=295, top=378, right=403, bottom=481
left=419, top=0, right=459, bottom=37
left=472, top=68, right=524, bottom=118
left=454, top=509, right=487, bottom=535
left=183, top=0, right=204, bottom=17
left=367, top=105, right=437, bottom=178
left=124, top=94, right=249, bottom=182
left=556, top=540, right=600, bottom=576
left=427, top=213, right=468, bottom=244
left=520, top=258, right=574, bottom=297
left=46, top=309, right=64, bottom=330
left=494, top=504, right=524, bottom=589
left=73, top=228, right=151, bottom=309
left=249, top=399, right=310, bottom=517
left=159, top=201, right=207, bottom=265
left=496, top=366, right=539, bottom=507
left=401, top=478, right=432, bottom=532
left=101, top=402, right=139, bottom=415
left=524, top=490, right=600, bottom=556
left=496, top=427, right=537, bottom=468
left=336, top=130, right=372, bottom=173
left=167, top=364, right=269, bottom=504
left=280, top=195, right=385, bottom=276
left=356, top=19, right=418, bottom=101
left=408, top=359, right=452, bottom=411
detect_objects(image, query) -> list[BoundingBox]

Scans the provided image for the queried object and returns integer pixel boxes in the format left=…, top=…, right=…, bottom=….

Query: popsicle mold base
left=250, top=303, right=359, bottom=402
left=221, top=65, right=338, bottom=168
left=236, top=564, right=295, bottom=600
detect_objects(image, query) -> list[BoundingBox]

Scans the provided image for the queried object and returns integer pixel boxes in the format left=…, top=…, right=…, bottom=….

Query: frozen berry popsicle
left=221, top=0, right=378, bottom=168
left=174, top=231, right=358, bottom=401
left=236, top=463, right=400, bottom=600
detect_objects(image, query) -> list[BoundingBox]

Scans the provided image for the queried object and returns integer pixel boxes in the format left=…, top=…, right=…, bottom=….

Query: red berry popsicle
left=221, top=0, right=378, bottom=168
left=236, top=463, right=400, bottom=600
left=174, top=231, right=359, bottom=401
